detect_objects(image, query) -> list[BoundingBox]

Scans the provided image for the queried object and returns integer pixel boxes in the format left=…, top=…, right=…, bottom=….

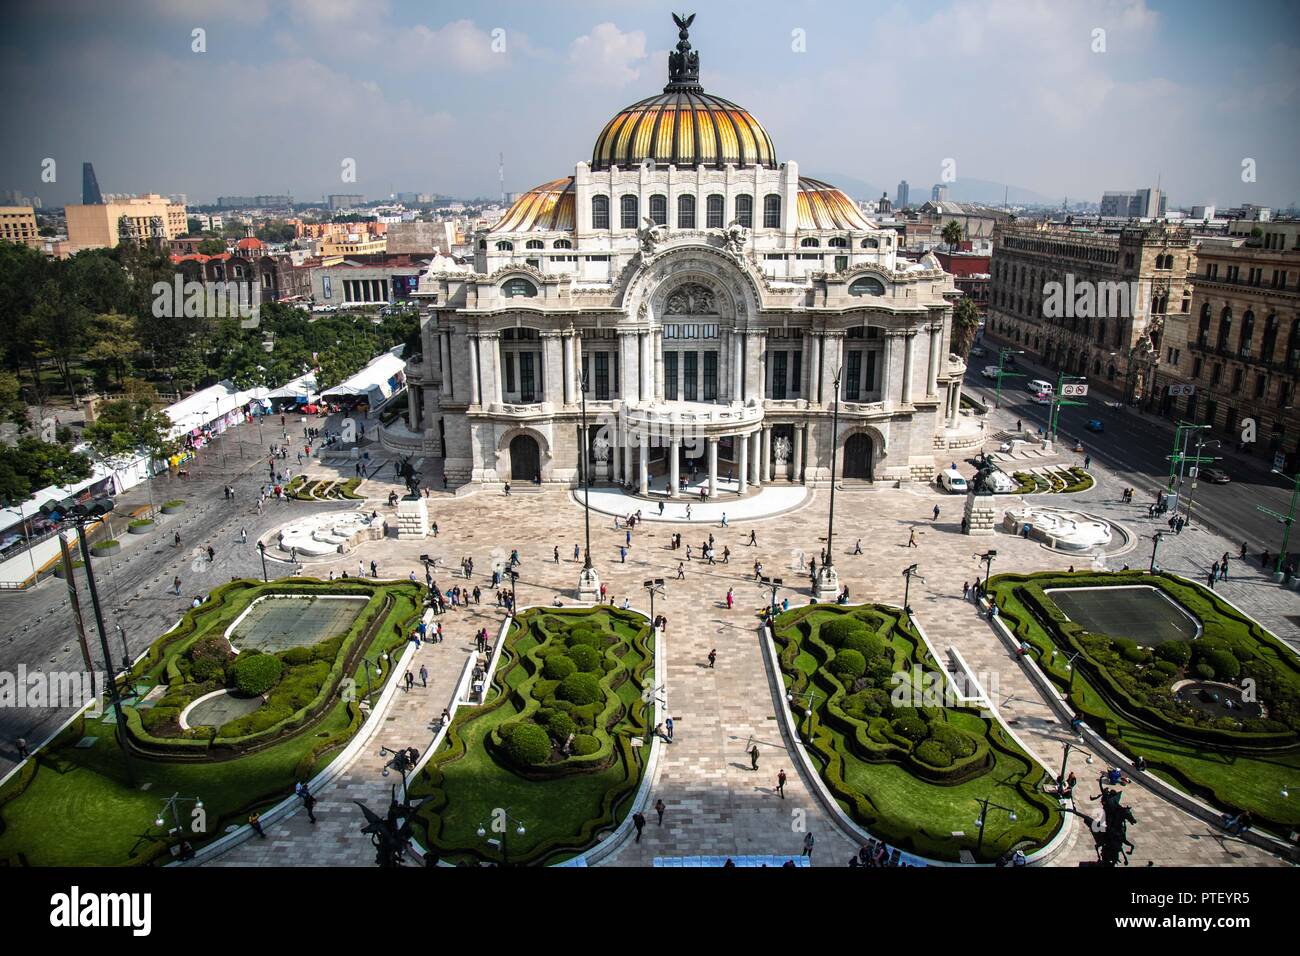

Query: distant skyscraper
left=931, top=183, right=949, bottom=203
left=895, top=180, right=910, bottom=208
left=82, top=162, right=103, bottom=205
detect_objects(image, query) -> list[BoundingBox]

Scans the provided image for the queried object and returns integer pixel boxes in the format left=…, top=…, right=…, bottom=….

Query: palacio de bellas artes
left=408, top=20, right=966, bottom=501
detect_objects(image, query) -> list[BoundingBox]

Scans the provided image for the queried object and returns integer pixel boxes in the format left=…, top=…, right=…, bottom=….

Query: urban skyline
left=2, top=0, right=1298, bottom=209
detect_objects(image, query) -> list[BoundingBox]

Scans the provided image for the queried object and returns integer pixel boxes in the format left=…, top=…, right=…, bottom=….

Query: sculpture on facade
left=637, top=216, right=667, bottom=256
left=353, top=787, right=433, bottom=867
left=971, top=456, right=1000, bottom=495
left=773, top=435, right=791, bottom=464
left=398, top=455, right=422, bottom=498
left=721, top=218, right=749, bottom=256
left=665, top=282, right=716, bottom=315
left=591, top=433, right=610, bottom=463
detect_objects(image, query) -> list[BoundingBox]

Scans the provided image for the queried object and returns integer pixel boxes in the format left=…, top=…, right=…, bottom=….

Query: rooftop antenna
left=1002, top=184, right=1008, bottom=214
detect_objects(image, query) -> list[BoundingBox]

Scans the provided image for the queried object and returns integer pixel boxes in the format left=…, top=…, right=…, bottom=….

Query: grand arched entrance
left=509, top=434, right=540, bottom=481
left=843, top=433, right=874, bottom=480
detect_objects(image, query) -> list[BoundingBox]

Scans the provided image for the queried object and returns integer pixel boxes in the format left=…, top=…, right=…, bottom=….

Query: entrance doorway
left=843, top=433, right=874, bottom=480
left=509, top=434, right=540, bottom=481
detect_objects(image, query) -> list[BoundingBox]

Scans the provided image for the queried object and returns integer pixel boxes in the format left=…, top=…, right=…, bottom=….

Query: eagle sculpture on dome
left=667, top=13, right=700, bottom=88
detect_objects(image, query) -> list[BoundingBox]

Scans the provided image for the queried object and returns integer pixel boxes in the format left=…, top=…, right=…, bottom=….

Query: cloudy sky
left=3, top=0, right=1297, bottom=209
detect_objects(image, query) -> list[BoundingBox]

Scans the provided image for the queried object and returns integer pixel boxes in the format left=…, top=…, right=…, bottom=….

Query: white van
left=1026, top=379, right=1054, bottom=396
left=939, top=468, right=968, bottom=493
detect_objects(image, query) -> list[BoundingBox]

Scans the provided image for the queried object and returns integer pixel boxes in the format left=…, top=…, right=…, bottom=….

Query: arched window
left=1216, top=306, right=1233, bottom=351
left=861, top=237, right=879, bottom=248
left=800, top=237, right=820, bottom=248
left=763, top=194, right=781, bottom=229
left=1197, top=303, right=1211, bottom=347
left=1261, top=313, right=1279, bottom=362
left=525, top=239, right=544, bottom=250
left=1287, top=318, right=1300, bottom=371
left=706, top=194, right=724, bottom=229
left=1239, top=310, right=1255, bottom=358
left=502, top=277, right=537, bottom=298
left=828, top=236, right=848, bottom=248
left=649, top=194, right=667, bottom=226
left=591, top=195, right=609, bottom=230
left=848, top=276, right=886, bottom=296
left=553, top=238, right=572, bottom=249
left=1107, top=363, right=1117, bottom=380
left=620, top=195, right=638, bottom=229
left=735, top=194, right=753, bottom=228
left=677, top=194, right=696, bottom=229
left=495, top=240, right=514, bottom=251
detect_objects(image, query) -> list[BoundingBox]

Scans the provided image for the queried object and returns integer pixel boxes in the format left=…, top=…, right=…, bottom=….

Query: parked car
left=970, top=345, right=987, bottom=358
left=981, top=365, right=1001, bottom=380
left=1201, top=467, right=1231, bottom=484
left=938, top=468, right=968, bottom=493
left=1084, top=419, right=1104, bottom=432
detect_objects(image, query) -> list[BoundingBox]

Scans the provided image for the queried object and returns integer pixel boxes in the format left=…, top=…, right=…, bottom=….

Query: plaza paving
left=199, top=446, right=1291, bottom=866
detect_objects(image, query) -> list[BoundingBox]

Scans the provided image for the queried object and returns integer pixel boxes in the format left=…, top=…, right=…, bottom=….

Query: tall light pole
left=815, top=369, right=842, bottom=600
left=1147, top=531, right=1167, bottom=574
left=994, top=348, right=1025, bottom=409
left=902, top=563, right=924, bottom=615
left=256, top=540, right=269, bottom=581
left=1182, top=436, right=1220, bottom=528
left=577, top=367, right=600, bottom=600
left=1258, top=468, right=1299, bottom=580
left=759, top=574, right=783, bottom=614
left=975, top=549, right=997, bottom=594
left=974, top=796, right=1018, bottom=855
left=477, top=808, right=528, bottom=867
left=643, top=578, right=665, bottom=620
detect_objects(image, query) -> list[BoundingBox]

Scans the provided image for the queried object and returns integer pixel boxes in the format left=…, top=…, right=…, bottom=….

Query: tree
left=82, top=383, right=176, bottom=467
left=952, top=296, right=982, bottom=357
left=0, top=371, right=28, bottom=431
left=0, top=437, right=92, bottom=506
left=85, top=312, right=141, bottom=388
left=197, top=238, right=226, bottom=256
left=941, top=219, right=963, bottom=253
left=30, top=280, right=90, bottom=402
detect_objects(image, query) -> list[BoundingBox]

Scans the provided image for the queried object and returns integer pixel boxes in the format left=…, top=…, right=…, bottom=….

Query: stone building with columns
left=406, top=16, right=963, bottom=493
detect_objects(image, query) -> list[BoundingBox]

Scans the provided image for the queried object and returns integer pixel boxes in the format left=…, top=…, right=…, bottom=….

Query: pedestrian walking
left=726, top=587, right=734, bottom=609
left=504, top=482, right=511, bottom=496
left=802, top=832, right=815, bottom=858
left=303, top=792, right=318, bottom=824
left=15, top=737, right=28, bottom=760
left=206, top=545, right=216, bottom=562
left=240, top=528, right=247, bottom=545
left=708, top=648, right=717, bottom=668
left=404, top=670, right=414, bottom=692
left=655, top=798, right=666, bottom=825
left=620, top=546, right=627, bottom=563
left=419, top=664, right=428, bottom=688
left=554, top=546, right=560, bottom=563
left=962, top=581, right=970, bottom=600
left=853, top=539, right=862, bottom=555
left=632, top=811, right=646, bottom=843
left=573, top=543, right=580, bottom=561
left=932, top=505, right=940, bottom=521
left=249, top=812, right=266, bottom=838
left=777, top=768, right=787, bottom=798
left=676, top=562, right=685, bottom=580
left=749, top=744, right=760, bottom=771
left=908, top=528, right=918, bottom=548
left=749, top=530, right=757, bottom=547
left=173, top=575, right=182, bottom=595
left=665, top=716, right=674, bottom=742
left=1239, top=541, right=1248, bottom=560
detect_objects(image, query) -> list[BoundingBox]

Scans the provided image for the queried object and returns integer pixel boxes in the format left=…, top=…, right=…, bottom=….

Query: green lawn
left=772, top=603, right=1063, bottom=863
left=0, top=578, right=421, bottom=866
left=988, top=571, right=1300, bottom=836
left=411, top=607, right=654, bottom=866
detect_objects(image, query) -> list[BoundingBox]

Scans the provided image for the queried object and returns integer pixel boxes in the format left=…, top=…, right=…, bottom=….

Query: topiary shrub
left=1155, top=641, right=1192, bottom=667
left=829, top=648, right=867, bottom=680
left=546, top=711, right=577, bottom=743
left=843, top=688, right=891, bottom=720
left=1111, top=637, right=1148, bottom=664
left=819, top=616, right=869, bottom=648
left=1194, top=662, right=1215, bottom=680
left=927, top=721, right=977, bottom=758
left=566, top=627, right=606, bottom=649
left=282, top=646, right=314, bottom=666
left=567, top=643, right=602, bottom=673
left=571, top=733, right=600, bottom=756
left=914, top=739, right=953, bottom=767
left=842, top=631, right=888, bottom=662
left=233, top=652, right=283, bottom=696
left=189, top=657, right=224, bottom=682
left=543, top=654, right=577, bottom=680
left=557, top=672, right=602, bottom=705
left=502, top=722, right=552, bottom=767
left=1202, top=648, right=1241, bottom=681
left=891, top=714, right=928, bottom=742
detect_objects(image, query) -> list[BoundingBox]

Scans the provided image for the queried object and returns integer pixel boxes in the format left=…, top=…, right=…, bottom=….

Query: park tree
left=82, top=381, right=176, bottom=466
left=0, top=437, right=92, bottom=506
left=941, top=219, right=963, bottom=253
left=197, top=238, right=226, bottom=255
left=30, top=280, right=90, bottom=402
left=0, top=372, right=29, bottom=432
left=85, top=312, right=141, bottom=388
left=952, top=296, right=982, bottom=357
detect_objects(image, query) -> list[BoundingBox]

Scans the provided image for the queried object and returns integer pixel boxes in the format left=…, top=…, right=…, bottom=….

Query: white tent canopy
left=267, top=371, right=320, bottom=403
left=164, top=380, right=270, bottom=440
left=321, top=346, right=407, bottom=405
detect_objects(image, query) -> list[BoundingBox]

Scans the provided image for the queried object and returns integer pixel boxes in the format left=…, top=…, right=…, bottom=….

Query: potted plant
left=128, top=518, right=156, bottom=535
left=161, top=499, right=186, bottom=515
left=90, top=539, right=121, bottom=557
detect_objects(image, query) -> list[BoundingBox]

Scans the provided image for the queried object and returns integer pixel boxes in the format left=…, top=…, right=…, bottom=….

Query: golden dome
left=797, top=178, right=873, bottom=231
left=492, top=177, right=575, bottom=232
left=591, top=14, right=776, bottom=170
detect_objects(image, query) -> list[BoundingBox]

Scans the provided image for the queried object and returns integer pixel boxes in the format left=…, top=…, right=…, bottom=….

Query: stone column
left=793, top=423, right=804, bottom=483
left=707, top=437, right=718, bottom=497
left=638, top=432, right=649, bottom=496
left=619, top=330, right=639, bottom=404
left=803, top=332, right=818, bottom=402
left=623, top=423, right=635, bottom=486
left=612, top=433, right=622, bottom=486
left=572, top=332, right=584, bottom=398
left=732, top=331, right=744, bottom=400
left=668, top=437, right=680, bottom=497
left=562, top=332, right=574, bottom=405
left=469, top=335, right=481, bottom=407
left=927, top=325, right=941, bottom=397
left=542, top=332, right=562, bottom=405
left=654, top=330, right=664, bottom=400
left=901, top=331, right=916, bottom=405
left=743, top=431, right=754, bottom=494
left=640, top=332, right=653, bottom=401
left=761, top=426, right=772, bottom=482
left=439, top=331, right=453, bottom=399
left=406, top=385, right=419, bottom=427
left=881, top=333, right=897, bottom=411
left=745, top=331, right=767, bottom=401
left=749, top=431, right=762, bottom=488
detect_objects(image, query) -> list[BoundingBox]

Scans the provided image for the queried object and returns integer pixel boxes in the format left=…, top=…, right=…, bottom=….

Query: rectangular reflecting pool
left=227, top=594, right=369, bottom=653
left=1045, top=585, right=1200, bottom=645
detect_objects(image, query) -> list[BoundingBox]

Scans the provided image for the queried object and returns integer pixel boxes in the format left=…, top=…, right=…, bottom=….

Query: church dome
left=591, top=14, right=776, bottom=171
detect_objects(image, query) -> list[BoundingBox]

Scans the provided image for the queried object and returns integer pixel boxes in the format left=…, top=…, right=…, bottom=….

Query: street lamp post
left=1063, top=650, right=1084, bottom=691
left=477, top=808, right=528, bottom=866
left=256, top=540, right=268, bottom=582
left=786, top=688, right=824, bottom=743
left=1056, top=740, right=1093, bottom=794
left=643, top=578, right=665, bottom=620
left=994, top=348, right=1025, bottom=409
left=1182, top=436, right=1220, bottom=528
left=1258, top=469, right=1299, bottom=580
left=506, top=567, right=520, bottom=613
left=975, top=549, right=997, bottom=595
left=973, top=796, right=1018, bottom=855
left=759, top=574, right=783, bottom=614
left=901, top=563, right=924, bottom=615
left=379, top=745, right=415, bottom=804
left=577, top=367, right=600, bottom=600
left=41, top=496, right=136, bottom=785
left=361, top=654, right=387, bottom=704
left=1147, top=531, right=1167, bottom=574
left=155, top=792, right=203, bottom=834
left=814, top=369, right=843, bottom=600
